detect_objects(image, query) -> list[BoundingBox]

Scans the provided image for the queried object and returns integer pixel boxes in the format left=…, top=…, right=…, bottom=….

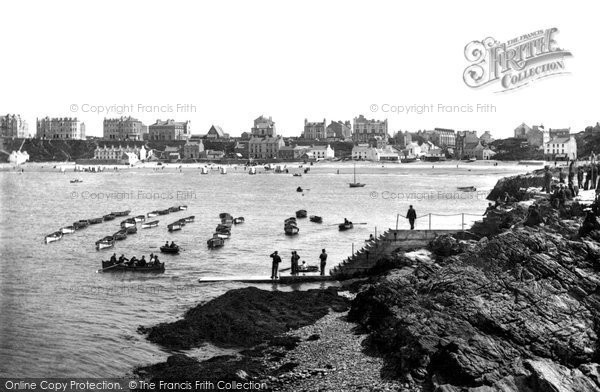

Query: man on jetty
left=270, top=251, right=281, bottom=279
left=406, top=205, right=417, bottom=230
left=319, top=249, right=328, bottom=276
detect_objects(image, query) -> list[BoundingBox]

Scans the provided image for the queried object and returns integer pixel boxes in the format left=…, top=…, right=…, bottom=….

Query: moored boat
left=113, top=230, right=127, bottom=240
left=178, top=205, right=188, bottom=211
left=309, top=215, right=323, bottom=223
left=214, top=232, right=230, bottom=239
left=157, top=209, right=170, bottom=215
left=70, top=179, right=83, bottom=183
left=60, top=226, right=75, bottom=234
left=112, top=210, right=131, bottom=217
left=134, top=215, right=146, bottom=223
left=219, top=212, right=233, bottom=220
left=95, top=236, right=115, bottom=250
left=284, top=224, right=299, bottom=235
left=215, top=223, right=231, bottom=233
left=167, top=222, right=183, bottom=232
left=160, top=245, right=180, bottom=254
left=147, top=211, right=159, bottom=217
left=207, top=236, right=225, bottom=248
left=89, top=217, right=103, bottom=224
left=233, top=217, right=245, bottom=224
left=141, top=220, right=159, bottom=229
left=100, top=260, right=165, bottom=272
left=296, top=209, right=307, bottom=218
left=103, top=214, right=116, bottom=221
left=120, top=218, right=136, bottom=228
left=183, top=216, right=195, bottom=223
left=73, top=220, right=89, bottom=229
left=45, top=231, right=63, bottom=244
left=126, top=226, right=137, bottom=234
left=457, top=186, right=477, bottom=192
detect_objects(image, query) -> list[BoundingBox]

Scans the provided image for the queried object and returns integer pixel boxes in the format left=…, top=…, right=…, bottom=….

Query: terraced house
left=302, top=118, right=327, bottom=140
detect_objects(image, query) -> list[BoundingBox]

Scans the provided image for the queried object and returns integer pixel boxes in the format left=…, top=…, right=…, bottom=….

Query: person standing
left=319, top=249, right=328, bottom=276
left=291, top=251, right=299, bottom=275
left=543, top=166, right=553, bottom=194
left=270, top=251, right=281, bottom=279
left=406, top=205, right=417, bottom=230
left=558, top=168, right=565, bottom=184
left=577, top=167, right=584, bottom=189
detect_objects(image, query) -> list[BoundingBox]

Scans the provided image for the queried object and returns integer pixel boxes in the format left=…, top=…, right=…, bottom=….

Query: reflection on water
left=0, top=161, right=529, bottom=376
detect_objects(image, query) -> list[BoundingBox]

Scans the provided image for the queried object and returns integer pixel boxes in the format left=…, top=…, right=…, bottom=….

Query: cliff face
left=349, top=194, right=600, bottom=391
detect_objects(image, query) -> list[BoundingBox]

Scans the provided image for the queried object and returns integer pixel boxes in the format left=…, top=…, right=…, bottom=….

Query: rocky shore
left=135, top=172, right=600, bottom=391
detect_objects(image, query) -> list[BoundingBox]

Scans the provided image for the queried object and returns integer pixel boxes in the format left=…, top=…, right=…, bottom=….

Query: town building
left=393, top=131, right=412, bottom=149
left=204, top=150, right=225, bottom=160
left=405, top=141, right=422, bottom=158
left=514, top=123, right=532, bottom=139
left=352, top=144, right=376, bottom=160
left=303, top=118, right=327, bottom=139
left=36, top=117, right=85, bottom=139
left=378, top=146, right=400, bottom=161
left=93, top=145, right=148, bottom=164
left=455, top=131, right=479, bottom=158
left=549, top=128, right=571, bottom=139
left=326, top=120, right=352, bottom=140
left=278, top=145, right=308, bottom=160
left=234, top=142, right=249, bottom=158
left=479, top=131, right=494, bottom=145
left=161, top=146, right=181, bottom=161
left=352, top=115, right=388, bottom=143
left=103, top=117, right=147, bottom=140
left=183, top=140, right=205, bottom=159
left=463, top=141, right=496, bottom=160
left=544, top=136, right=577, bottom=160
left=148, top=119, right=191, bottom=141
left=240, top=131, right=251, bottom=140
left=430, top=128, right=456, bottom=148
left=249, top=136, right=285, bottom=159
left=205, top=125, right=230, bottom=140
left=305, top=144, right=335, bottom=160
left=1, top=114, right=29, bottom=138
left=251, top=115, right=276, bottom=137
left=526, top=125, right=546, bottom=148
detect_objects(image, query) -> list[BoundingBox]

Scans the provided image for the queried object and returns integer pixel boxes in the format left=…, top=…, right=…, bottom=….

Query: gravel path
left=261, top=309, right=419, bottom=392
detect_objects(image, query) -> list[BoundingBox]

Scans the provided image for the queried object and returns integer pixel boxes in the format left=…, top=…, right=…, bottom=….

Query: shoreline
left=132, top=170, right=600, bottom=391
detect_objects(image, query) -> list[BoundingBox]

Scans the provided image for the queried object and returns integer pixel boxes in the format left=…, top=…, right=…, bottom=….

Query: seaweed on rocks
left=139, top=286, right=349, bottom=350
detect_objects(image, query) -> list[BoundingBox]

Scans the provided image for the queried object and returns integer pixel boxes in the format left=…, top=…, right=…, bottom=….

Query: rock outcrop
left=350, top=202, right=600, bottom=391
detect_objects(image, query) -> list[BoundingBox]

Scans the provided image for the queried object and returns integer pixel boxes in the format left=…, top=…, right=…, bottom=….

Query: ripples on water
left=0, top=161, right=530, bottom=376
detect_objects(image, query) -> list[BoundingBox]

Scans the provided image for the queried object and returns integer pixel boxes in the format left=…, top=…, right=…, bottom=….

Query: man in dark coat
left=319, top=249, right=328, bottom=276
left=543, top=166, right=553, bottom=194
left=270, top=251, right=281, bottom=279
left=406, top=205, right=417, bottom=230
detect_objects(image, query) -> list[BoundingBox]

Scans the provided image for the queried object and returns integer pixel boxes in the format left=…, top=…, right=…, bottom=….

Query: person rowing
left=170, top=241, right=176, bottom=248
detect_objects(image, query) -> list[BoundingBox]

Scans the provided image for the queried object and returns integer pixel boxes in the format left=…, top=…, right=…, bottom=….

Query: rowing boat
left=100, top=261, right=165, bottom=272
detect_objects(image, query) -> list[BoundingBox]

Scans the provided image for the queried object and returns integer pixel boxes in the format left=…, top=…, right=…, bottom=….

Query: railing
left=395, top=212, right=484, bottom=231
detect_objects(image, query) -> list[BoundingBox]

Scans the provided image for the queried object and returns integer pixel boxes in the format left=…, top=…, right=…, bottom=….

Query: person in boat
left=165, top=241, right=169, bottom=248
left=406, top=205, right=417, bottom=230
left=319, top=249, right=328, bottom=276
left=170, top=241, right=176, bottom=248
left=110, top=253, right=117, bottom=265
left=297, top=186, right=303, bottom=192
left=149, top=253, right=155, bottom=264
left=270, top=251, right=282, bottom=279
left=153, top=255, right=161, bottom=266
left=344, top=218, right=349, bottom=225
left=138, top=256, right=147, bottom=267
left=118, top=254, right=128, bottom=264
left=299, top=260, right=307, bottom=272
left=128, top=256, right=138, bottom=267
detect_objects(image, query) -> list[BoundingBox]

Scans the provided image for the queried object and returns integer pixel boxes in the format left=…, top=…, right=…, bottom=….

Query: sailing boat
left=349, top=163, right=365, bottom=187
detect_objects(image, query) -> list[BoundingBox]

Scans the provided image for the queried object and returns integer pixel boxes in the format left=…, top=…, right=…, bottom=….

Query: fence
left=395, top=212, right=484, bottom=231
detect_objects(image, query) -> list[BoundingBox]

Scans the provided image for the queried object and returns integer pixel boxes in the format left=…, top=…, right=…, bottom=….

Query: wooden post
left=352, top=243, right=354, bottom=256
left=462, top=213, right=465, bottom=231
left=396, top=213, right=399, bottom=230
left=428, top=213, right=432, bottom=231
left=375, top=226, right=377, bottom=239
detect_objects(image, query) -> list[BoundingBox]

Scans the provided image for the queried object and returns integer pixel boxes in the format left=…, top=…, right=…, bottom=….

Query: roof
left=151, top=119, right=188, bottom=127
left=208, top=125, right=226, bottom=137
left=464, top=142, right=481, bottom=150
left=547, top=137, right=571, bottom=144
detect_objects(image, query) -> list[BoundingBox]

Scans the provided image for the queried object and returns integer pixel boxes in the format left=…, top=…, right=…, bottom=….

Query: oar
left=280, top=267, right=292, bottom=272
left=96, top=261, right=125, bottom=273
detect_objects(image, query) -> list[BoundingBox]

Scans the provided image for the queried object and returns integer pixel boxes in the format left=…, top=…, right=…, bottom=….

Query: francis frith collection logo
left=463, top=28, right=572, bottom=92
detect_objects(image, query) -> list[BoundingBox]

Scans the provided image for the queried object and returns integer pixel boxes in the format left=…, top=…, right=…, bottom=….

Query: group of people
left=164, top=241, right=178, bottom=249
left=270, top=249, right=328, bottom=278
left=544, top=162, right=600, bottom=197
left=108, top=253, right=161, bottom=267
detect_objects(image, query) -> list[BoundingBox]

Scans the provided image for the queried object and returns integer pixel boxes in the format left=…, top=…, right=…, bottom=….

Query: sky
left=1, top=0, right=598, bottom=138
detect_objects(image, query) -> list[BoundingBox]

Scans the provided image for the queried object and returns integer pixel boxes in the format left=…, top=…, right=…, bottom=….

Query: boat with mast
left=349, top=163, right=365, bottom=188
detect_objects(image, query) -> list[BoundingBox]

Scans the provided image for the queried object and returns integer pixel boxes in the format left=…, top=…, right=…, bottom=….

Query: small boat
left=309, top=215, right=323, bottom=223
left=177, top=219, right=187, bottom=226
left=233, top=217, right=245, bottom=224
left=101, top=260, right=165, bottom=273
left=89, top=217, right=103, bottom=224
left=95, top=236, right=115, bottom=250
left=160, top=245, right=180, bottom=254
left=296, top=187, right=303, bottom=192
left=284, top=225, right=299, bottom=235
left=349, top=164, right=365, bottom=188
left=518, top=160, right=545, bottom=166
left=112, top=210, right=131, bottom=217
left=147, top=211, right=159, bottom=217
left=141, top=220, right=159, bottom=229
left=293, top=173, right=302, bottom=177
left=297, top=264, right=319, bottom=273
left=103, top=214, right=116, bottom=221
left=178, top=205, right=187, bottom=211
left=466, top=157, right=477, bottom=163
left=207, top=236, right=225, bottom=248
left=157, top=209, right=170, bottom=215
left=284, top=217, right=297, bottom=224
left=70, top=179, right=83, bottom=183
left=219, top=212, right=233, bottom=220
left=167, top=222, right=183, bottom=232
left=45, top=231, right=63, bottom=244
left=214, top=232, right=230, bottom=239
left=220, top=167, right=227, bottom=174
left=120, top=218, right=136, bottom=228
left=338, top=222, right=354, bottom=231
left=216, top=223, right=231, bottom=232
left=134, top=215, right=146, bottom=223
left=168, top=206, right=180, bottom=213
left=183, top=216, right=195, bottom=223
left=60, top=226, right=75, bottom=234
left=126, top=226, right=137, bottom=234
left=248, top=167, right=257, bottom=175
left=457, top=186, right=477, bottom=192
left=400, top=157, right=417, bottom=163
left=113, top=230, right=127, bottom=240
left=200, top=167, right=209, bottom=174
left=73, top=220, right=89, bottom=229
left=296, top=210, right=307, bottom=218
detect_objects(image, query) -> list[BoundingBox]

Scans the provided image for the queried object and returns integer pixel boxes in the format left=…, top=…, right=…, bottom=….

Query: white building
left=8, top=150, right=29, bottom=165
left=94, top=145, right=148, bottom=162
left=352, top=144, right=378, bottom=161
left=378, top=146, right=399, bottom=161
left=544, top=137, right=577, bottom=160
left=306, top=144, right=335, bottom=160
left=406, top=142, right=423, bottom=157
